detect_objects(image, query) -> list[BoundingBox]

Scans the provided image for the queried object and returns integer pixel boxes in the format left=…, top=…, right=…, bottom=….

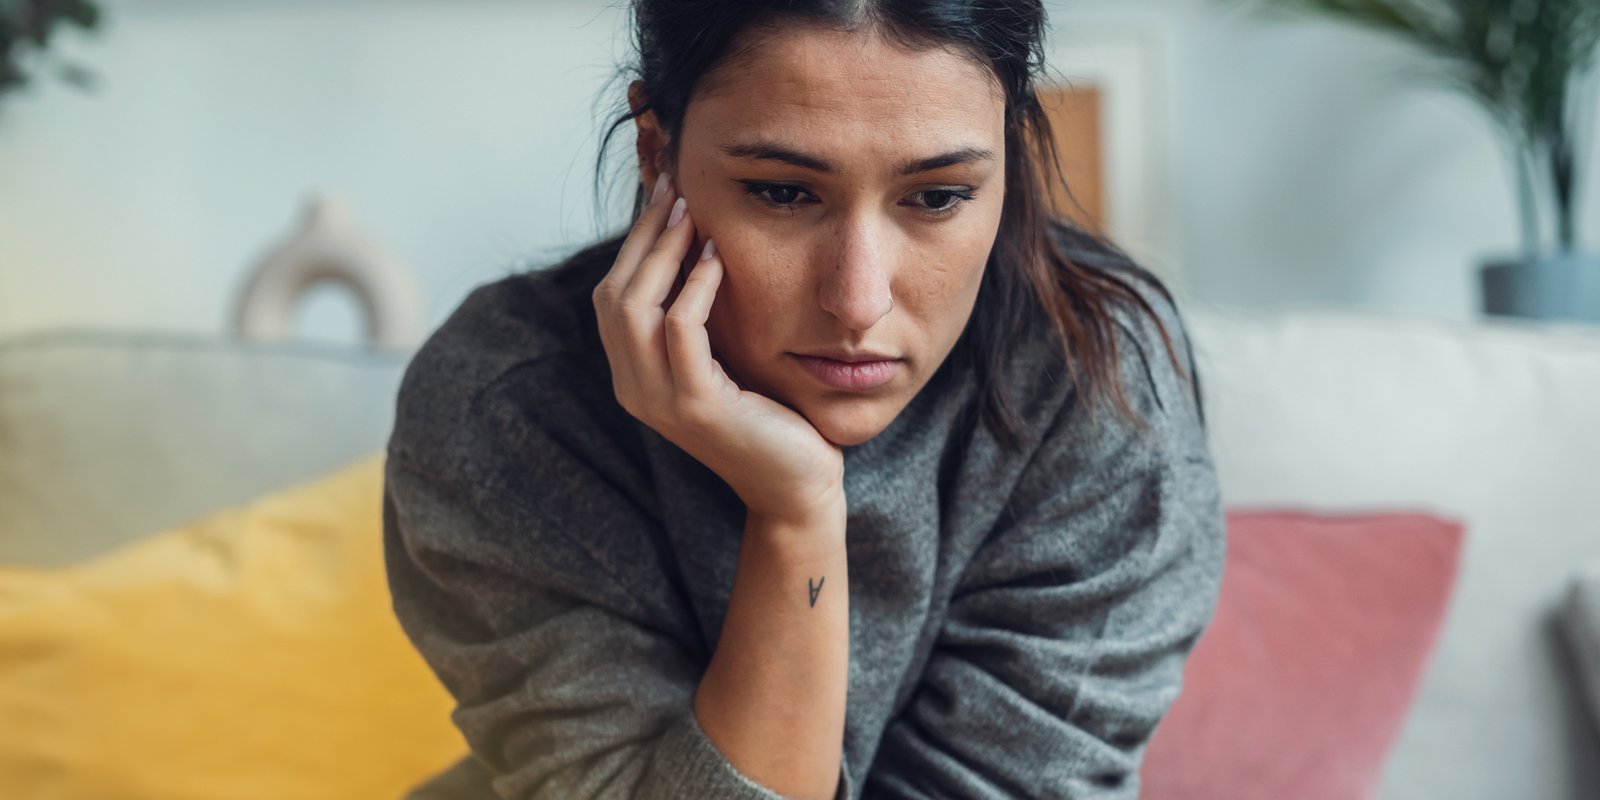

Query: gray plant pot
left=1480, top=252, right=1600, bottom=324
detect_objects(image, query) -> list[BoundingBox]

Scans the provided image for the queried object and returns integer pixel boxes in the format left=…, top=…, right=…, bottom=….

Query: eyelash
left=739, top=181, right=978, bottom=220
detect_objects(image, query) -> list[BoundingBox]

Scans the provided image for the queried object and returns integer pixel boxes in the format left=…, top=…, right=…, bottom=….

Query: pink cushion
left=1140, top=509, right=1465, bottom=800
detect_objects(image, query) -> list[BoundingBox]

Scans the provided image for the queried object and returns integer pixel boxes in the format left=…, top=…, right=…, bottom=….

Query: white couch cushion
left=1185, top=302, right=1600, bottom=800
left=0, top=329, right=408, bottom=567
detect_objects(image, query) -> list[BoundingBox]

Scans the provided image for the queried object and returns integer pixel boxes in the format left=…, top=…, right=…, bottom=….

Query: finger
left=615, top=199, right=696, bottom=392
left=594, top=176, right=675, bottom=400
left=594, top=270, right=645, bottom=405
left=622, top=197, right=696, bottom=310
left=663, top=238, right=724, bottom=396
left=608, top=200, right=691, bottom=400
left=605, top=175, right=678, bottom=291
left=591, top=290, right=642, bottom=403
left=662, top=253, right=691, bottom=310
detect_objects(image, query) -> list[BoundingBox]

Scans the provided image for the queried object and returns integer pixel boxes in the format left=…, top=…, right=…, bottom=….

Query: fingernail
left=700, top=238, right=716, bottom=261
left=651, top=173, right=670, bottom=204
left=667, top=197, right=686, bottom=228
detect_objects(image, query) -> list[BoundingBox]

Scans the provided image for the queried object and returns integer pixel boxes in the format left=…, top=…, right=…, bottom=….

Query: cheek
left=902, top=237, right=989, bottom=310
left=703, top=237, right=803, bottom=352
left=947, top=212, right=999, bottom=296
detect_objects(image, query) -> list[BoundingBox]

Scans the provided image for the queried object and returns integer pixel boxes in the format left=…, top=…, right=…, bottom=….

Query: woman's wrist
left=703, top=485, right=849, bottom=800
left=745, top=503, right=846, bottom=572
left=745, top=485, right=847, bottom=541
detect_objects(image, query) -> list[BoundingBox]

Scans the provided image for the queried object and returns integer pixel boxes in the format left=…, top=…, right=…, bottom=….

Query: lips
left=790, top=354, right=900, bottom=391
left=799, top=349, right=899, bottom=363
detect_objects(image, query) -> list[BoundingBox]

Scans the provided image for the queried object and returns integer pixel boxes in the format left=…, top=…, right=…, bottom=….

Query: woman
left=382, top=1, right=1226, bottom=799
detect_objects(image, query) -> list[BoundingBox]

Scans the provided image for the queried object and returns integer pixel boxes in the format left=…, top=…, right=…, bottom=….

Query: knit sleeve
left=382, top=368, right=846, bottom=800
left=860, top=302, right=1227, bottom=799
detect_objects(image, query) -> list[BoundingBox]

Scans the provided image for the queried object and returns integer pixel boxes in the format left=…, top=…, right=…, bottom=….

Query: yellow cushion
left=0, top=453, right=467, bottom=799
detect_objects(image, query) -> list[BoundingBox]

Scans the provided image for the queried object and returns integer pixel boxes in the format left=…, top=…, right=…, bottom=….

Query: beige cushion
left=0, top=329, right=408, bottom=567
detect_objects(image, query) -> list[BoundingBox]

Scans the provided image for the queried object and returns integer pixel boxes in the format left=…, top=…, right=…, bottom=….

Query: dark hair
left=566, top=0, right=1199, bottom=452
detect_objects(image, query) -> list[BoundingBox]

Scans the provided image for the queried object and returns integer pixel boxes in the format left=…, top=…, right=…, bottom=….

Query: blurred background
left=4, top=0, right=1597, bottom=343
left=1, top=2, right=1598, bottom=799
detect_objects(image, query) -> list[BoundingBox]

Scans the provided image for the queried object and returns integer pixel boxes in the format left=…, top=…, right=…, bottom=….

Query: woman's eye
left=764, top=185, right=805, bottom=205
left=741, top=182, right=813, bottom=213
left=913, top=189, right=977, bottom=218
left=738, top=181, right=977, bottom=219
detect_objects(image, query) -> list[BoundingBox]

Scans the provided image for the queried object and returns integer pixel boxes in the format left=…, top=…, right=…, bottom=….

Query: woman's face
left=634, top=24, right=1007, bottom=447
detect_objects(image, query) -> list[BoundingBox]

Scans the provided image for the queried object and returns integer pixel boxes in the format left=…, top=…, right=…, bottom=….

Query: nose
left=816, top=215, right=895, bottom=331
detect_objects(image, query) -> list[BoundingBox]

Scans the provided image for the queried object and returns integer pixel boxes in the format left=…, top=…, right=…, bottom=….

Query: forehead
left=685, top=24, right=1006, bottom=156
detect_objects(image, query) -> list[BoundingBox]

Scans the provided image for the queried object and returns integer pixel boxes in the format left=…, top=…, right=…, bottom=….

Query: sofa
left=1184, top=302, right=1600, bottom=799
left=1, top=297, right=1596, bottom=799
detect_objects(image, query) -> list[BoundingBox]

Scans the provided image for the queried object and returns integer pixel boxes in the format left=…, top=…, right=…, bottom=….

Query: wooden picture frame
left=1036, top=23, right=1177, bottom=285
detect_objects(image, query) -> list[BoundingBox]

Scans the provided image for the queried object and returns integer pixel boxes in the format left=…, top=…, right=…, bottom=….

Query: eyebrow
left=718, top=139, right=996, bottom=177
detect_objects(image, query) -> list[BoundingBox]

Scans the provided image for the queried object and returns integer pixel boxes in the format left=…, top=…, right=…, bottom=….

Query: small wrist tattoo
left=808, top=576, right=825, bottom=608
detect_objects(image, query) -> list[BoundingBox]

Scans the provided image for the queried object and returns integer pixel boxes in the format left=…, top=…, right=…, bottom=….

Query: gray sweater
left=382, top=247, right=1226, bottom=800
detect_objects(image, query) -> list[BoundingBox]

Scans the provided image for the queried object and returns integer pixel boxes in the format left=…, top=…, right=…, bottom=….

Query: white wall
left=2, top=0, right=1597, bottom=345
left=0, top=0, right=639, bottom=344
left=1124, top=0, right=1599, bottom=319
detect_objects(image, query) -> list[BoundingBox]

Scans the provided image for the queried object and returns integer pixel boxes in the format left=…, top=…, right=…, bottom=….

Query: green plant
left=1, top=0, right=103, bottom=109
left=1232, top=0, right=1600, bottom=260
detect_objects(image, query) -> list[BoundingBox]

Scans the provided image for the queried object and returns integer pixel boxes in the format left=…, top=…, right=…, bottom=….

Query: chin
left=801, top=397, right=899, bottom=448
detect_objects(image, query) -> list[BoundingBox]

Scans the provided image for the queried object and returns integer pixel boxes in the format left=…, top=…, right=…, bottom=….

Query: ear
left=629, top=80, right=671, bottom=190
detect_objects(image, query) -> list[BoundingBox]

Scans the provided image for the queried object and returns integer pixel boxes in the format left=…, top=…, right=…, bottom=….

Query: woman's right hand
left=591, top=174, right=846, bottom=527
